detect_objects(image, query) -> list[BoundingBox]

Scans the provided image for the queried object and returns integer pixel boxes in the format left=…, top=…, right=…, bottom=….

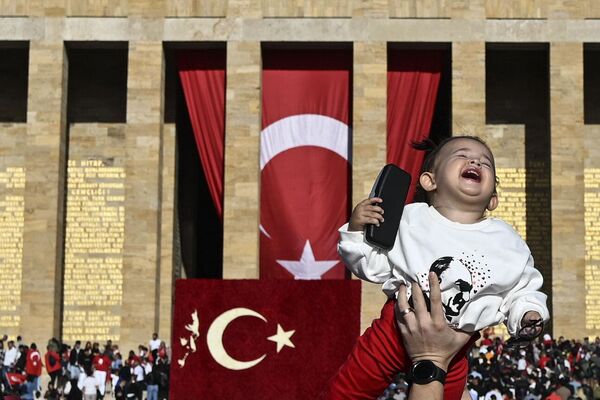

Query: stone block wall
left=0, top=0, right=598, bottom=348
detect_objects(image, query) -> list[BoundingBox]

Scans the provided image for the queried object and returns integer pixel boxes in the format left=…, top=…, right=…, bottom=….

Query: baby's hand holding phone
left=348, top=197, right=384, bottom=231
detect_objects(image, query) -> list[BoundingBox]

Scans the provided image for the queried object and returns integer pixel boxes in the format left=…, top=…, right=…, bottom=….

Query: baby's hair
left=412, top=135, right=499, bottom=204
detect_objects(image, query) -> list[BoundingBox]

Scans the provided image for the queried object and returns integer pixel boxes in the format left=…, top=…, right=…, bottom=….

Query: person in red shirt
left=44, top=345, right=61, bottom=386
left=92, top=348, right=111, bottom=399
left=25, top=343, right=42, bottom=395
left=480, top=331, right=494, bottom=348
left=157, top=341, right=167, bottom=363
left=538, top=351, right=550, bottom=369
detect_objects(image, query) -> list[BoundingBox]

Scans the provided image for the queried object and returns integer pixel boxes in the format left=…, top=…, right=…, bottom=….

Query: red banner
left=177, top=50, right=226, bottom=220
left=169, top=279, right=361, bottom=399
left=387, top=49, right=443, bottom=202
left=260, top=49, right=352, bottom=279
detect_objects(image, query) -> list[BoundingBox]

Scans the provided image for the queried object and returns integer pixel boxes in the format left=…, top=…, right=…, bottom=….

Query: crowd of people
left=5, top=329, right=600, bottom=399
left=0, top=333, right=170, bottom=400
left=380, top=332, right=600, bottom=400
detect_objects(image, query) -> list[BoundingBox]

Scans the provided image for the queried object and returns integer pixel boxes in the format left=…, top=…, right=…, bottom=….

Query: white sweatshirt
left=338, top=203, right=549, bottom=335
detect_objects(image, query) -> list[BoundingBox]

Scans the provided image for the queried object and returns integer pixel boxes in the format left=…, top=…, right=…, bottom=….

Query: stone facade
left=0, top=1, right=599, bottom=349
left=551, top=43, right=585, bottom=339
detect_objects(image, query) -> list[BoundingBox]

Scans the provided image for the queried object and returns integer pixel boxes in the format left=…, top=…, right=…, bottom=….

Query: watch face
left=413, top=361, right=435, bottom=380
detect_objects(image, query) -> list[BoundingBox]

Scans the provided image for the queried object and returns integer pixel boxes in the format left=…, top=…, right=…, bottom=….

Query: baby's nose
left=469, top=159, right=481, bottom=166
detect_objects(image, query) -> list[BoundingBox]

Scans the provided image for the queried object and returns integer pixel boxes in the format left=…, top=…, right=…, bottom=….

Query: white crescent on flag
left=259, top=113, right=349, bottom=248
left=260, top=114, right=349, bottom=170
left=259, top=114, right=349, bottom=279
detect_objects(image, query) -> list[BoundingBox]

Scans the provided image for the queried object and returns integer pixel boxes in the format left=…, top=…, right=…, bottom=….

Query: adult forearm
left=397, top=275, right=474, bottom=400
left=408, top=381, right=444, bottom=400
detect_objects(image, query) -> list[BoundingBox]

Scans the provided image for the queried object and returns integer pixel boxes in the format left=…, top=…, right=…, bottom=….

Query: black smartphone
left=364, top=164, right=412, bottom=250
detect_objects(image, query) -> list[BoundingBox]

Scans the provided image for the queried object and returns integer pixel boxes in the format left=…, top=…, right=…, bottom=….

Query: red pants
left=324, top=299, right=477, bottom=400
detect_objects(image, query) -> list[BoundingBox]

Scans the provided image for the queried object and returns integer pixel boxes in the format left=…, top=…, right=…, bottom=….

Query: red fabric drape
left=260, top=49, right=352, bottom=280
left=177, top=50, right=226, bottom=220
left=387, top=49, right=443, bottom=202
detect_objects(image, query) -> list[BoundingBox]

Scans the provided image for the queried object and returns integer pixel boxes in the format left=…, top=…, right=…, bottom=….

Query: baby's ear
left=419, top=172, right=436, bottom=192
left=487, top=193, right=498, bottom=212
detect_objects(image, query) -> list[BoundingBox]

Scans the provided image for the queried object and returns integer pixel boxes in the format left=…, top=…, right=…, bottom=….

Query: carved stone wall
left=0, top=0, right=598, bottom=348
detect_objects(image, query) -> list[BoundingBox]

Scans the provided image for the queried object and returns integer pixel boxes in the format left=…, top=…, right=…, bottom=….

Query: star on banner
left=267, top=323, right=296, bottom=353
left=276, top=240, right=338, bottom=279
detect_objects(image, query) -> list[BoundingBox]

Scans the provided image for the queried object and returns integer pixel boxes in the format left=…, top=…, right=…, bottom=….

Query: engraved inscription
left=63, top=160, right=125, bottom=342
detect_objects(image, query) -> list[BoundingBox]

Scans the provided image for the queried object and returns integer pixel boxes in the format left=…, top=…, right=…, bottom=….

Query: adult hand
left=396, top=272, right=473, bottom=371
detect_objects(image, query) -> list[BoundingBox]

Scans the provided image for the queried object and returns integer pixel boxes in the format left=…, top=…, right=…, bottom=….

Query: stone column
left=21, top=40, right=68, bottom=345
left=550, top=43, right=585, bottom=338
left=222, top=42, right=261, bottom=278
left=353, top=42, right=388, bottom=332
left=121, top=41, right=164, bottom=350
left=452, top=42, right=486, bottom=136
left=159, top=123, right=176, bottom=344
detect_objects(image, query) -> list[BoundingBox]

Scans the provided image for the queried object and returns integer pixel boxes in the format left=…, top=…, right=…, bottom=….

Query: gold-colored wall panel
left=62, top=124, right=127, bottom=343
left=0, top=125, right=26, bottom=338
left=585, top=169, right=600, bottom=331
left=585, top=127, right=600, bottom=335
left=483, top=125, right=526, bottom=237
left=490, top=168, right=527, bottom=237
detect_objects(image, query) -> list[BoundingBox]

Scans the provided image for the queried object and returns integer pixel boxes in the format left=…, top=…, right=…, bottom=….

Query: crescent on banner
left=260, top=114, right=349, bottom=171
left=206, top=307, right=268, bottom=371
left=206, top=307, right=297, bottom=371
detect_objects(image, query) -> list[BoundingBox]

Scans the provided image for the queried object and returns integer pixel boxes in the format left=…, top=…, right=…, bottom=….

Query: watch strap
left=409, top=360, right=447, bottom=385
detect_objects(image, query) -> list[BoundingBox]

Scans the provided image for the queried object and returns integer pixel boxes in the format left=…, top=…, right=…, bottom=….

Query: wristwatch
left=409, top=360, right=447, bottom=385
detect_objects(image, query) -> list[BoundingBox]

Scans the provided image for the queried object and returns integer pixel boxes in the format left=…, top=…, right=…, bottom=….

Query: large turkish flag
left=260, top=48, right=352, bottom=280
left=169, top=279, right=361, bottom=399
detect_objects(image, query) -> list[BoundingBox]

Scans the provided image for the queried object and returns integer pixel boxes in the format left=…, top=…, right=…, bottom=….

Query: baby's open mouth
left=461, top=168, right=481, bottom=182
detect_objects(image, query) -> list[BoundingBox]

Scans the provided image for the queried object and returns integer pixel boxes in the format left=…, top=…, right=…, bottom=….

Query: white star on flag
left=276, top=240, right=339, bottom=279
left=267, top=323, right=295, bottom=353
